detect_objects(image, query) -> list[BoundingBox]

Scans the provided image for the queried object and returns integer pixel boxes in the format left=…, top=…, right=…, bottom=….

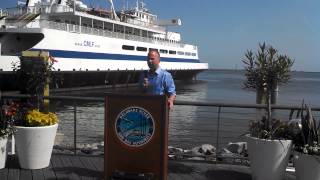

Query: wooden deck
left=0, top=154, right=296, bottom=180
left=0, top=154, right=104, bottom=180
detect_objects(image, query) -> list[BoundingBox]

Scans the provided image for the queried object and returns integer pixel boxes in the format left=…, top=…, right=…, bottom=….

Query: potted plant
left=12, top=51, right=59, bottom=169
left=243, top=43, right=294, bottom=180
left=14, top=108, right=59, bottom=169
left=289, top=103, right=320, bottom=180
left=246, top=117, right=293, bottom=180
left=0, top=101, right=16, bottom=169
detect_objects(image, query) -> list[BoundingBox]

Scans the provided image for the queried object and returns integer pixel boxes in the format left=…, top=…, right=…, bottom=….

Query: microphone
left=143, top=71, right=148, bottom=92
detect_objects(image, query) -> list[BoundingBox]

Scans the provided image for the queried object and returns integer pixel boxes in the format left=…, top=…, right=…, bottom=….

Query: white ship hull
left=0, top=28, right=208, bottom=71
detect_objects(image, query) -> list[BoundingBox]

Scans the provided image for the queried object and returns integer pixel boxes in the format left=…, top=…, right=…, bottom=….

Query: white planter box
left=294, top=151, right=320, bottom=180
left=246, top=134, right=292, bottom=180
left=0, top=136, right=8, bottom=169
left=14, top=124, right=58, bottom=169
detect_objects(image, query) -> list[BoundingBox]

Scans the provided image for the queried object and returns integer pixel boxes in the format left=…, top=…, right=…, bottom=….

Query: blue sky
left=1, top=0, right=319, bottom=72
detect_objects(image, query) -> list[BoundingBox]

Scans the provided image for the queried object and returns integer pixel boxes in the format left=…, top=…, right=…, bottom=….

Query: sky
left=1, top=0, right=319, bottom=72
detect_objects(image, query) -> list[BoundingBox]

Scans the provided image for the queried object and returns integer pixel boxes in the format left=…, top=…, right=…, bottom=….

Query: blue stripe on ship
left=31, top=49, right=200, bottom=63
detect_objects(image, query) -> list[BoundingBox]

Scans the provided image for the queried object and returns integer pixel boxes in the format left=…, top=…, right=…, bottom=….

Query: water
left=53, top=70, right=320, bottom=149
left=182, top=70, right=320, bottom=106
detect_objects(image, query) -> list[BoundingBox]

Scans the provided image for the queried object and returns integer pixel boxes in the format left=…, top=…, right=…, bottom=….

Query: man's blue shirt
left=140, top=68, right=176, bottom=96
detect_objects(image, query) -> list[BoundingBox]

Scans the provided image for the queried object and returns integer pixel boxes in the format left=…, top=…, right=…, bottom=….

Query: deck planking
left=0, top=154, right=296, bottom=180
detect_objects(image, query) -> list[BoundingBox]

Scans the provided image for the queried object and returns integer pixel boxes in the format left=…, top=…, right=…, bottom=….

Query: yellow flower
left=25, top=109, right=58, bottom=126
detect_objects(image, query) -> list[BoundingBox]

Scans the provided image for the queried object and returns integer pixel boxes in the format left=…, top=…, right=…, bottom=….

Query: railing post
left=216, top=106, right=221, bottom=152
left=73, top=101, right=77, bottom=155
left=11, top=134, right=15, bottom=155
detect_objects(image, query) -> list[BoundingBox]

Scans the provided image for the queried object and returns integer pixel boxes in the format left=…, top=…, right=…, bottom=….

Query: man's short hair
left=148, top=49, right=160, bottom=57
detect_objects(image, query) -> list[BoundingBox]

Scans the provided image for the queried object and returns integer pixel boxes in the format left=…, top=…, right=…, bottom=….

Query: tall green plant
left=243, top=43, right=294, bottom=94
left=291, top=103, right=320, bottom=155
left=12, top=51, right=56, bottom=111
left=243, top=42, right=294, bottom=134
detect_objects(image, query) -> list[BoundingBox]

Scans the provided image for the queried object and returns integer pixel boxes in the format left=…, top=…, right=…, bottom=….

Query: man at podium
left=140, top=49, right=176, bottom=109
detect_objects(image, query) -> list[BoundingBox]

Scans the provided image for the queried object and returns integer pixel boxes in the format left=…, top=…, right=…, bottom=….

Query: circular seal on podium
left=115, top=106, right=155, bottom=147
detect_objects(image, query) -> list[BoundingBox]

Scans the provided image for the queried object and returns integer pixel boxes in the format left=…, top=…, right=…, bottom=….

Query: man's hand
left=167, top=95, right=176, bottom=110
left=168, top=99, right=174, bottom=110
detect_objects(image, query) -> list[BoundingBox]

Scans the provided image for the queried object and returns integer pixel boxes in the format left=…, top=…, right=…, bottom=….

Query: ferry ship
left=0, top=0, right=208, bottom=90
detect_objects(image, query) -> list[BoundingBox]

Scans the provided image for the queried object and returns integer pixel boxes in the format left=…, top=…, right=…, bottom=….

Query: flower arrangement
left=0, top=101, right=17, bottom=137
left=11, top=51, right=59, bottom=127
left=0, top=100, right=59, bottom=127
left=25, top=109, right=58, bottom=127
left=8, top=51, right=59, bottom=170
left=249, top=116, right=293, bottom=140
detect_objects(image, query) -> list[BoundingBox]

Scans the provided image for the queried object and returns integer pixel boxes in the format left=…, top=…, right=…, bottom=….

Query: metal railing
left=1, top=93, right=320, bottom=158
left=4, top=5, right=165, bottom=31
left=3, top=19, right=190, bottom=49
left=5, top=5, right=73, bottom=16
left=2, top=8, right=195, bottom=50
left=44, top=20, right=189, bottom=49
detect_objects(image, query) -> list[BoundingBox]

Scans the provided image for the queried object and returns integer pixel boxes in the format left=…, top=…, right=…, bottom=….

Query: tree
left=243, top=42, right=294, bottom=128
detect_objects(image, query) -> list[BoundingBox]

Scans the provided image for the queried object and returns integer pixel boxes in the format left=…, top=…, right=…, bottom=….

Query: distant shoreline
left=206, top=68, right=243, bottom=72
left=204, top=68, right=320, bottom=73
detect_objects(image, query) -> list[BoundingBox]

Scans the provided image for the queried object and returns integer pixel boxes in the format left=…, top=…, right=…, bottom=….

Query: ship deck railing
left=125, top=18, right=166, bottom=32
left=5, top=5, right=166, bottom=32
left=1, top=92, right=319, bottom=161
left=3, top=18, right=194, bottom=49
left=3, top=6, right=198, bottom=50
left=5, top=5, right=73, bottom=17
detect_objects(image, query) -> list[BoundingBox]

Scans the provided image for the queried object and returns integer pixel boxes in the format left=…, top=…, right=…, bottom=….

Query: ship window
left=122, top=45, right=134, bottom=50
left=142, top=30, right=148, bottom=37
left=169, top=50, right=176, bottom=54
left=192, top=53, right=197, bottom=56
left=177, top=51, right=184, bottom=55
left=185, top=52, right=192, bottom=56
left=149, top=48, right=158, bottom=52
left=137, top=47, right=147, bottom=51
left=160, top=49, right=168, bottom=54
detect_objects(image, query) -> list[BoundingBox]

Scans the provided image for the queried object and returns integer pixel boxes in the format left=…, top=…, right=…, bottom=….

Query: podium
left=105, top=94, right=169, bottom=180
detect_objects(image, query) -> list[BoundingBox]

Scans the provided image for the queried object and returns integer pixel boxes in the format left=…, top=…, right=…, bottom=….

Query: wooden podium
left=105, top=94, right=168, bottom=180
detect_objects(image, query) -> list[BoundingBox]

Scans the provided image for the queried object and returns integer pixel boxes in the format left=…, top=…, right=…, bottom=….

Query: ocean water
left=53, top=70, right=320, bottom=149
left=184, top=70, right=320, bottom=105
